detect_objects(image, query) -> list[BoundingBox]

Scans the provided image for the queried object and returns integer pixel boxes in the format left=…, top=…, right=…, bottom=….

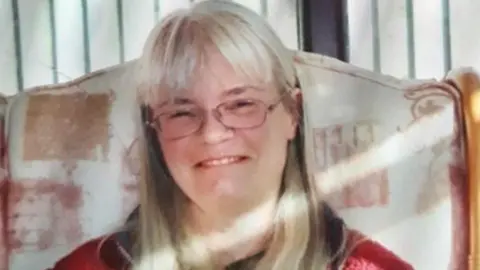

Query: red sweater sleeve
left=342, top=230, right=414, bottom=270
left=48, top=238, right=111, bottom=270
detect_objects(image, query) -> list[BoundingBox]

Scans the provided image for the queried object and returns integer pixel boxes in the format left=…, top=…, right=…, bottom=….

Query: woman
left=50, top=1, right=413, bottom=269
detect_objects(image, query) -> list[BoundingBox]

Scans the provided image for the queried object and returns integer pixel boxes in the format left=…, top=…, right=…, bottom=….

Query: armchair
left=0, top=51, right=478, bottom=269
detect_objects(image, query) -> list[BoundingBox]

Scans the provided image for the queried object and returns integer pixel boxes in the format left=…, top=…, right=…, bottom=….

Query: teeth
left=201, top=157, right=241, bottom=167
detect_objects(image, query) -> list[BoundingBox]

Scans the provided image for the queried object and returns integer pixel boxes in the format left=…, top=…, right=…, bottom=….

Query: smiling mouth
left=196, top=156, right=249, bottom=168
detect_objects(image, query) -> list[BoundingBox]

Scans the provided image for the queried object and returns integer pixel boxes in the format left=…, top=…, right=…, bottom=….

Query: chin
left=212, top=183, right=246, bottom=198
left=204, top=184, right=250, bottom=201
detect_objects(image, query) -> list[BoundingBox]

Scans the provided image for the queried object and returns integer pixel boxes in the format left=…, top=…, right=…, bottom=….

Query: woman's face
left=152, top=49, right=298, bottom=215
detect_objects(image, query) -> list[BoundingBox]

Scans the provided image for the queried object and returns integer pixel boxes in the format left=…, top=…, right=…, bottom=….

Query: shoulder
left=49, top=235, right=129, bottom=270
left=49, top=238, right=106, bottom=269
left=341, top=230, right=414, bottom=270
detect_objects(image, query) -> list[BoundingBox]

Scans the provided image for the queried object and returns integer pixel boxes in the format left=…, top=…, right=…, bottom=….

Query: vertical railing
left=302, top=0, right=459, bottom=79
left=442, top=0, right=452, bottom=73
left=154, top=0, right=161, bottom=22
left=344, top=0, right=457, bottom=80
left=302, top=0, right=348, bottom=61
left=116, top=0, right=125, bottom=64
left=0, top=0, right=298, bottom=94
left=48, top=0, right=58, bottom=83
left=80, top=0, right=91, bottom=74
left=370, top=0, right=380, bottom=73
left=405, top=0, right=415, bottom=78
left=11, top=0, right=23, bottom=91
left=1, top=0, right=476, bottom=94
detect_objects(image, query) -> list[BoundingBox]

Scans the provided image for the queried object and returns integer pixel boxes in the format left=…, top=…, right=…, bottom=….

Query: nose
left=200, top=111, right=234, bottom=144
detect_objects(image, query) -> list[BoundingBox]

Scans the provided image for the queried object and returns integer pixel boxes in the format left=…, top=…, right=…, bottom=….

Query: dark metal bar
left=117, top=0, right=125, bottom=63
left=405, top=0, right=416, bottom=78
left=371, top=0, right=381, bottom=72
left=81, top=0, right=91, bottom=73
left=154, top=0, right=160, bottom=22
left=11, top=0, right=23, bottom=91
left=442, top=0, right=452, bottom=72
left=260, top=0, right=268, bottom=17
left=301, top=0, right=348, bottom=61
left=296, top=0, right=304, bottom=50
left=48, top=0, right=58, bottom=83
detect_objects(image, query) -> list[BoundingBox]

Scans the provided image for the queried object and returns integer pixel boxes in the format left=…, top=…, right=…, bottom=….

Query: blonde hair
left=133, top=1, right=335, bottom=269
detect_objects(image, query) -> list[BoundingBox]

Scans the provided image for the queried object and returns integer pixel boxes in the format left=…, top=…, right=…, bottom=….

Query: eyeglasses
left=147, top=92, right=289, bottom=140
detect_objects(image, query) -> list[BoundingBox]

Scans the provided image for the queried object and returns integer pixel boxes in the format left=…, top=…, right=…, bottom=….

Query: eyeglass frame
left=145, top=89, right=293, bottom=140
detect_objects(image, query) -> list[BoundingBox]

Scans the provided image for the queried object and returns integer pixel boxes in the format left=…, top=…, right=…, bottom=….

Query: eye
left=224, top=99, right=260, bottom=115
left=166, top=109, right=197, bottom=119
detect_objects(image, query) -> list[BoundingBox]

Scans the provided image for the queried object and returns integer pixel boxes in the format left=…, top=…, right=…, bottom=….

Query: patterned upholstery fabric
left=0, top=52, right=470, bottom=269
left=2, top=62, right=140, bottom=270
left=295, top=52, right=467, bottom=270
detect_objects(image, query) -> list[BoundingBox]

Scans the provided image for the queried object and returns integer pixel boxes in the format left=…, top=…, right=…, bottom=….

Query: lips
left=195, top=156, right=248, bottom=168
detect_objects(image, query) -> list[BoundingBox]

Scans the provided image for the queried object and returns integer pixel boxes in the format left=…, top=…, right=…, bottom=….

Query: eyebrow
left=221, top=85, right=262, bottom=97
left=155, top=85, right=262, bottom=109
left=155, top=98, right=193, bottom=109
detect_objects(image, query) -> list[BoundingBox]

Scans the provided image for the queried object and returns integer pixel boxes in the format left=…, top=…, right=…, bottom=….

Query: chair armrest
left=446, top=69, right=480, bottom=270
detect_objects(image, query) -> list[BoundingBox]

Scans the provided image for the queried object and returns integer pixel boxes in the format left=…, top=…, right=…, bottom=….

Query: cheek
left=236, top=113, right=295, bottom=159
left=158, top=138, right=192, bottom=171
left=247, top=115, right=293, bottom=158
left=158, top=138, right=197, bottom=194
left=260, top=114, right=296, bottom=164
left=273, top=110, right=298, bottom=141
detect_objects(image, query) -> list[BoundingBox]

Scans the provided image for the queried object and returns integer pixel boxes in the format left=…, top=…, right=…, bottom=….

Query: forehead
left=154, top=47, right=274, bottom=106
left=189, top=49, right=257, bottom=95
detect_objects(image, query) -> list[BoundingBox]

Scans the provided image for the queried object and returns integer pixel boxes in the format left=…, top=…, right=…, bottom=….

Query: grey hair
left=133, top=1, right=335, bottom=269
left=136, top=0, right=296, bottom=105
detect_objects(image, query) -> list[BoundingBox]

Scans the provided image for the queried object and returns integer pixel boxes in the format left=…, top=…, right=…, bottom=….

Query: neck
left=187, top=196, right=277, bottom=267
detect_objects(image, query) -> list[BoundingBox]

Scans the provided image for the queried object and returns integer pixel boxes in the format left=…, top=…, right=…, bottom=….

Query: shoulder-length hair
left=133, top=1, right=340, bottom=269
